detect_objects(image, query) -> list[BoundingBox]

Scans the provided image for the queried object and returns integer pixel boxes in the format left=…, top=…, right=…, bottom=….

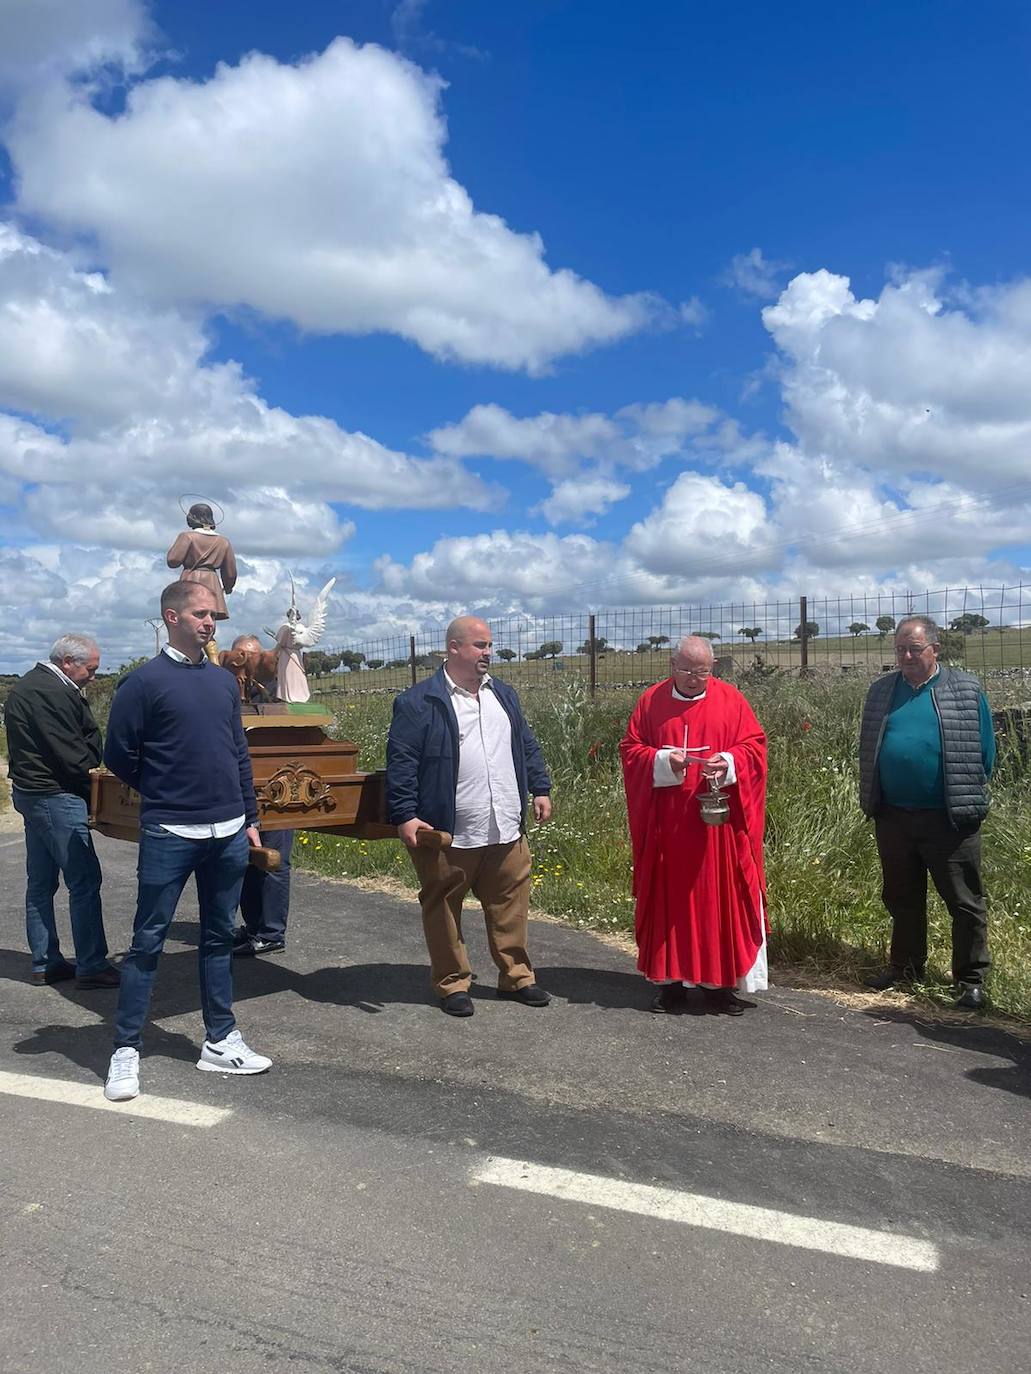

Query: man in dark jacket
left=858, top=616, right=995, bottom=1009
left=5, top=634, right=119, bottom=988
left=387, top=616, right=553, bottom=1016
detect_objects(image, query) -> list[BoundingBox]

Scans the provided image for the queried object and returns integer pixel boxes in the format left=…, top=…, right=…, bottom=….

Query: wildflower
left=587, top=740, right=602, bottom=760
left=802, top=720, right=812, bottom=732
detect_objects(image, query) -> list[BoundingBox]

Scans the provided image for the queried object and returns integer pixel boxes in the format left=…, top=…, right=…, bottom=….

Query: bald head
left=673, top=636, right=715, bottom=666
left=445, top=615, right=492, bottom=691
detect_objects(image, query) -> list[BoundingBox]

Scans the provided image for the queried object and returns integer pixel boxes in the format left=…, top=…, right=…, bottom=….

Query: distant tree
left=636, top=642, right=651, bottom=654
left=793, top=621, right=820, bottom=640
left=576, top=636, right=609, bottom=656
left=338, top=650, right=365, bottom=671
left=495, top=648, right=517, bottom=662
left=737, top=627, right=763, bottom=642
left=695, top=631, right=720, bottom=641
left=875, top=615, right=896, bottom=637
left=539, top=640, right=563, bottom=659
left=938, top=629, right=967, bottom=662
left=847, top=622, right=870, bottom=638
left=950, top=613, right=990, bottom=635
left=366, top=659, right=385, bottom=671
left=523, top=648, right=542, bottom=661
left=647, top=634, right=670, bottom=648
left=303, top=650, right=336, bottom=676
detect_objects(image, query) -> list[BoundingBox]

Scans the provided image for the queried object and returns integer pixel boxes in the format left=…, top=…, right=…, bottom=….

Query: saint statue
left=166, top=499, right=237, bottom=663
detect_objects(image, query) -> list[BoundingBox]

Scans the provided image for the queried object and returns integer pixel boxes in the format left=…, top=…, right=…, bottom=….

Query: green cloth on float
left=877, top=669, right=995, bottom=809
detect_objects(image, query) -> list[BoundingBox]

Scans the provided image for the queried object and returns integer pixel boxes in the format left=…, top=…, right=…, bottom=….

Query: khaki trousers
left=409, top=837, right=534, bottom=996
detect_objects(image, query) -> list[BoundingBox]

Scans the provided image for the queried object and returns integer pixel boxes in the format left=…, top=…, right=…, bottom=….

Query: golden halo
left=178, top=494, right=225, bottom=525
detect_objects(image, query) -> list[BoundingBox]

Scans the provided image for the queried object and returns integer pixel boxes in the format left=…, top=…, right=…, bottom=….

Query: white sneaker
left=104, top=1046, right=140, bottom=1101
left=196, top=1028, right=272, bottom=1075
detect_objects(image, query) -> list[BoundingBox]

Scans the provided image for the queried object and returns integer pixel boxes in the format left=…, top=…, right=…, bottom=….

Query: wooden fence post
left=409, top=634, right=418, bottom=688
left=588, top=612, right=597, bottom=698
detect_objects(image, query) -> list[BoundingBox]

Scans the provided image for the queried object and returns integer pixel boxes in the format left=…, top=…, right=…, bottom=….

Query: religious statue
left=269, top=575, right=336, bottom=703
left=166, top=498, right=237, bottom=663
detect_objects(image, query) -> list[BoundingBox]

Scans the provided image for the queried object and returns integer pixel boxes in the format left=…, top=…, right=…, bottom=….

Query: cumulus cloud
left=0, top=0, right=150, bottom=92
left=0, top=225, right=497, bottom=535
left=724, top=246, right=791, bottom=300
left=763, top=268, right=1031, bottom=488
left=8, top=37, right=657, bottom=373
left=429, top=398, right=722, bottom=480
left=536, top=475, right=631, bottom=526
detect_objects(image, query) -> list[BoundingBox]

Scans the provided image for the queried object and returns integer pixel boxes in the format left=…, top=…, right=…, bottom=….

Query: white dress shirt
left=158, top=644, right=245, bottom=839
left=445, top=669, right=523, bottom=849
left=40, top=660, right=83, bottom=694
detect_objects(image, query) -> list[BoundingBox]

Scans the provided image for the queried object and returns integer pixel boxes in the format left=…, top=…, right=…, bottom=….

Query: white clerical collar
left=162, top=644, right=206, bottom=666
left=39, top=660, right=81, bottom=693
left=671, top=684, right=707, bottom=702
left=444, top=667, right=492, bottom=697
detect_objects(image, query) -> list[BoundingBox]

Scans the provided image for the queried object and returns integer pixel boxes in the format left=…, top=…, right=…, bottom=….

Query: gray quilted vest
left=858, top=665, right=989, bottom=826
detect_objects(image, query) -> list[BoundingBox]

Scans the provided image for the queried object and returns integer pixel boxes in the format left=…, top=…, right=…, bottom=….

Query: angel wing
left=292, top=577, right=336, bottom=648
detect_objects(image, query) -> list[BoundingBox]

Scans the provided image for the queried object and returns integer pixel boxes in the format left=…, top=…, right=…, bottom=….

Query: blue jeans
left=113, top=825, right=250, bottom=1051
left=240, top=829, right=293, bottom=941
left=13, top=788, right=109, bottom=976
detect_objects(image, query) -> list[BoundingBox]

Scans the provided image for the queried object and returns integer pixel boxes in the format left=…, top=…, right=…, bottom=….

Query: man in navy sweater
left=102, top=582, right=272, bottom=1101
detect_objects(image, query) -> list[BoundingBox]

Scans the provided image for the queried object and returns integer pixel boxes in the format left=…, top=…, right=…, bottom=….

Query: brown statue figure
left=167, top=500, right=236, bottom=663
left=220, top=634, right=279, bottom=704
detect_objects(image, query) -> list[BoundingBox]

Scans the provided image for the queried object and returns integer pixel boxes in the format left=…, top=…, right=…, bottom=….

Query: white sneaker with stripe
left=196, top=1028, right=272, bottom=1075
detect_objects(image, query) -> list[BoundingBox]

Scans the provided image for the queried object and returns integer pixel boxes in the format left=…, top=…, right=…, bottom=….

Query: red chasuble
left=620, top=677, right=768, bottom=986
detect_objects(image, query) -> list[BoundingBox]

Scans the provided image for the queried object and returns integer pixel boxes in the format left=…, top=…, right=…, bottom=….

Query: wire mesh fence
left=308, top=584, right=1031, bottom=696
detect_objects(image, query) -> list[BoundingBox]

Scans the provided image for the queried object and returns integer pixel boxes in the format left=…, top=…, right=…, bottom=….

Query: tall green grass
left=297, top=675, right=1031, bottom=1020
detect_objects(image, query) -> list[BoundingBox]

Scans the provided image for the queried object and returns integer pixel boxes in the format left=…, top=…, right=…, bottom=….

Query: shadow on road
left=862, top=1004, right=1031, bottom=1101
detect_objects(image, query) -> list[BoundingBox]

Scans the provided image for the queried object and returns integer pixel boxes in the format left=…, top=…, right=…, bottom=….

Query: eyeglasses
left=672, top=664, right=711, bottom=679
left=895, top=643, right=935, bottom=658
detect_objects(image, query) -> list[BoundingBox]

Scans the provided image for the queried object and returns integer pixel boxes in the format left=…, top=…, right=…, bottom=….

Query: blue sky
left=0, top=0, right=1030, bottom=667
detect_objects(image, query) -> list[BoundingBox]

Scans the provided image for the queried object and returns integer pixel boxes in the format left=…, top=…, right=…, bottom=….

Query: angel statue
left=268, top=575, right=336, bottom=703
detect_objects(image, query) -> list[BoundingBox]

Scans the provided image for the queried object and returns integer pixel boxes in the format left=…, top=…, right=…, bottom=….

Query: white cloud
left=762, top=268, right=1031, bottom=488
left=536, top=475, right=631, bottom=526
left=0, top=0, right=149, bottom=91
left=623, top=472, right=770, bottom=576
left=429, top=397, right=722, bottom=480
left=679, top=296, right=709, bottom=331
left=8, top=37, right=658, bottom=373
left=0, top=225, right=498, bottom=533
left=724, top=246, right=791, bottom=300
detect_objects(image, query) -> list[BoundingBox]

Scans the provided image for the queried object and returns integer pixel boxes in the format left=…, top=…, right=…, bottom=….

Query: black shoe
left=650, top=984, right=688, bottom=1014
left=249, top=938, right=286, bottom=956
left=703, top=988, right=756, bottom=1016
left=231, top=926, right=253, bottom=951
left=31, top=960, right=77, bottom=986
left=954, top=983, right=985, bottom=1010
left=441, top=991, right=474, bottom=1017
left=497, top=984, right=551, bottom=1007
left=76, top=966, right=121, bottom=989
left=862, top=967, right=921, bottom=991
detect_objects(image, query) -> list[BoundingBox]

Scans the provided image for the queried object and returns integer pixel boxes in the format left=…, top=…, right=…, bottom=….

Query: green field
left=295, top=673, right=1031, bottom=1022
left=310, top=628, right=1031, bottom=697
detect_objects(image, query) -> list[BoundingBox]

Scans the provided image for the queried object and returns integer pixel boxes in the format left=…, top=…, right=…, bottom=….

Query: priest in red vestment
left=620, top=636, right=768, bottom=1015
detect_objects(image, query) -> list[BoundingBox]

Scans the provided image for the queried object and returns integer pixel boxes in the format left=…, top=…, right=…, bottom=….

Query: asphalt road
left=1, top=827, right=1029, bottom=1374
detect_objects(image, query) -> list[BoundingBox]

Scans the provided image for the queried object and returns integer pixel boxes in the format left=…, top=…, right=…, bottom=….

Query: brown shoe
left=76, top=966, right=121, bottom=989
left=31, top=961, right=77, bottom=986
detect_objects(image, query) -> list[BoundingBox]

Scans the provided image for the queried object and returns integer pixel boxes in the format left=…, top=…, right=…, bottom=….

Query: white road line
left=472, top=1156, right=939, bottom=1272
left=0, top=1070, right=232, bottom=1128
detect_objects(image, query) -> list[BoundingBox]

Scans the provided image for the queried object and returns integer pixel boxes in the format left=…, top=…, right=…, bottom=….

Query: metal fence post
left=588, top=612, right=597, bottom=697
left=409, top=634, right=417, bottom=688
left=799, top=596, right=809, bottom=670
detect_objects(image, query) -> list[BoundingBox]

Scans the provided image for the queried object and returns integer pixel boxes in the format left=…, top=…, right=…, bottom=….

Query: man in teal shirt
left=858, top=616, right=995, bottom=1009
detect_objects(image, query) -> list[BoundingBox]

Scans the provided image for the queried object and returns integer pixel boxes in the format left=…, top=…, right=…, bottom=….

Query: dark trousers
left=113, top=825, right=250, bottom=1050
left=874, top=806, right=990, bottom=985
left=240, top=829, right=293, bottom=941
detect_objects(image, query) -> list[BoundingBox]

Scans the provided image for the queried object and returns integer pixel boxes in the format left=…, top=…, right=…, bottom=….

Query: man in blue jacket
left=387, top=616, right=553, bottom=1016
left=102, top=582, right=272, bottom=1101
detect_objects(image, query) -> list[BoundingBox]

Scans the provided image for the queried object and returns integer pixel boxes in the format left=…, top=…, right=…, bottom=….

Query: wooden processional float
left=88, top=703, right=451, bottom=869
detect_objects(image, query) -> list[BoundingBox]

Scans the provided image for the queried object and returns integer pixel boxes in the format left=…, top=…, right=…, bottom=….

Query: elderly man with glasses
left=620, top=636, right=768, bottom=1015
left=859, top=615, right=995, bottom=1009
